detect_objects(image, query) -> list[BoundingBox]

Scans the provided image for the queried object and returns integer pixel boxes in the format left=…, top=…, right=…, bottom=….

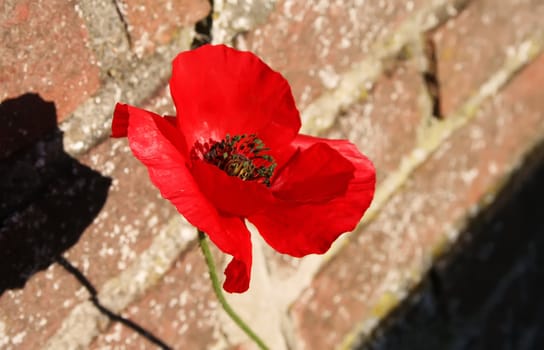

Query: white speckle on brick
left=0, top=322, right=8, bottom=348
left=488, top=162, right=498, bottom=175
left=11, top=331, right=26, bottom=345
left=38, top=318, right=48, bottom=328
left=413, top=148, right=426, bottom=162
left=318, top=65, right=340, bottom=89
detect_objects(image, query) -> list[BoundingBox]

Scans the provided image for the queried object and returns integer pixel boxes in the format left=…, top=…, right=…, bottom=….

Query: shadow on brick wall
left=357, top=142, right=544, bottom=350
left=0, top=93, right=111, bottom=295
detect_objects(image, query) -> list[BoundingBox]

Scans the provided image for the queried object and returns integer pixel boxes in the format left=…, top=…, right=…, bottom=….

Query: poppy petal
left=190, top=159, right=272, bottom=217
left=118, top=103, right=253, bottom=293
left=271, top=142, right=355, bottom=203
left=111, top=103, right=130, bottom=137
left=164, top=115, right=177, bottom=128
left=120, top=104, right=216, bottom=229
left=170, top=44, right=301, bottom=152
left=250, top=135, right=375, bottom=257
left=216, top=216, right=253, bottom=293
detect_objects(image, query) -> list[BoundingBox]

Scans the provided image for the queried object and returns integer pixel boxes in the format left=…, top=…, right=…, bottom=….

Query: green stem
left=197, top=230, right=269, bottom=350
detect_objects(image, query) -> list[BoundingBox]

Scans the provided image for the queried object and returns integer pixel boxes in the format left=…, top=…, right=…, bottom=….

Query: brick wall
left=1, top=0, right=543, bottom=349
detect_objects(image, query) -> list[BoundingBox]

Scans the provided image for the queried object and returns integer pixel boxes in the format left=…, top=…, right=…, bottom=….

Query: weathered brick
left=4, top=1, right=544, bottom=348
left=360, top=155, right=544, bottom=350
left=323, top=61, right=426, bottom=183
left=0, top=260, right=91, bottom=349
left=117, top=0, right=210, bottom=57
left=0, top=131, right=177, bottom=347
left=290, top=53, right=544, bottom=349
left=66, top=137, right=178, bottom=288
left=433, top=0, right=544, bottom=116
left=0, top=143, right=111, bottom=291
left=0, top=124, right=111, bottom=349
left=243, top=0, right=428, bottom=109
left=0, top=0, right=101, bottom=122
left=89, top=247, right=223, bottom=349
left=65, top=86, right=178, bottom=290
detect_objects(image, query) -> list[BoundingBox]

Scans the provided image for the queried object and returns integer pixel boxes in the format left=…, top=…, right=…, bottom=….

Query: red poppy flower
left=111, top=44, right=375, bottom=293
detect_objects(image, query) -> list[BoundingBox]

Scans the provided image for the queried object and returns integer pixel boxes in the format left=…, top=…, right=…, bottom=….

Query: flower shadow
left=0, top=93, right=111, bottom=295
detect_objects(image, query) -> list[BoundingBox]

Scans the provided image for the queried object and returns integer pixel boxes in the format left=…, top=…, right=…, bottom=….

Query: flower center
left=194, top=134, right=276, bottom=186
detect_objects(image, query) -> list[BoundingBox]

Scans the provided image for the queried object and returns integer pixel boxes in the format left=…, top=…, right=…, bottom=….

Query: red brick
left=89, top=246, right=224, bottom=349
left=243, top=0, right=428, bottom=110
left=291, top=53, right=544, bottom=349
left=56, top=85, right=175, bottom=303
left=433, top=0, right=544, bottom=116
left=0, top=0, right=100, bottom=122
left=117, top=0, right=210, bottom=56
left=0, top=264, right=90, bottom=349
left=67, top=136, right=178, bottom=289
left=64, top=87, right=178, bottom=292
left=0, top=135, right=177, bottom=347
left=323, top=61, right=425, bottom=183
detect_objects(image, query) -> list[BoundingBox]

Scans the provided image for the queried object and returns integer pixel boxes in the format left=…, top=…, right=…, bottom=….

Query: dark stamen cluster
left=194, top=134, right=276, bottom=186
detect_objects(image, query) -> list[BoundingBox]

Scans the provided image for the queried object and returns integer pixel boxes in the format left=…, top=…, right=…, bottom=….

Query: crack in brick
left=423, top=32, right=443, bottom=119
left=419, top=0, right=472, bottom=120
left=112, top=0, right=132, bottom=49
left=419, top=0, right=471, bottom=120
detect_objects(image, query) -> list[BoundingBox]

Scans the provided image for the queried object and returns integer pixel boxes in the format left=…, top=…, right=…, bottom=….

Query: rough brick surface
left=67, top=137, right=178, bottom=288
left=0, top=0, right=100, bottom=121
left=117, top=0, right=210, bottom=56
left=243, top=0, right=427, bottom=109
left=0, top=256, right=91, bottom=350
left=0, top=264, right=89, bottom=350
left=3, top=0, right=544, bottom=349
left=324, top=60, right=426, bottom=183
left=433, top=0, right=544, bottom=116
left=291, top=53, right=544, bottom=349
left=89, top=247, right=223, bottom=350
left=361, top=147, right=544, bottom=350
left=1, top=139, right=111, bottom=292
left=0, top=136, right=177, bottom=347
